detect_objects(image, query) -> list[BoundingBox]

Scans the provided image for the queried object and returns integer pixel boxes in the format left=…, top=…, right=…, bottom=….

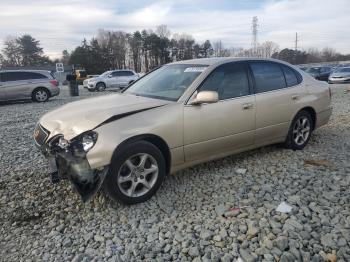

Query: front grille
left=34, top=124, right=49, bottom=146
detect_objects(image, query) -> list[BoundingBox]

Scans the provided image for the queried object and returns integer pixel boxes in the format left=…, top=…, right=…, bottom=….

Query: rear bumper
left=50, top=87, right=60, bottom=97
left=316, top=107, right=332, bottom=128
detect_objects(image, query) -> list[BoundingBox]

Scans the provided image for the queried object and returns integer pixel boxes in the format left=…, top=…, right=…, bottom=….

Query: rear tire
left=284, top=110, right=313, bottom=150
left=104, top=141, right=166, bottom=205
left=32, top=88, right=49, bottom=102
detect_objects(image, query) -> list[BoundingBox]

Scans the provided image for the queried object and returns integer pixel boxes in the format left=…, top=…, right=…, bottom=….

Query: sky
left=0, top=0, right=349, bottom=58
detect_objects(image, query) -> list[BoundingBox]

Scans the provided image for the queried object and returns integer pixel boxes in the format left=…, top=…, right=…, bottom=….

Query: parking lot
left=0, top=84, right=349, bottom=261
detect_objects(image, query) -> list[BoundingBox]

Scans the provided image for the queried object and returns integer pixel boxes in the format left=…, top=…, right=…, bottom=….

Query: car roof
left=0, top=69, right=51, bottom=73
left=169, top=57, right=296, bottom=66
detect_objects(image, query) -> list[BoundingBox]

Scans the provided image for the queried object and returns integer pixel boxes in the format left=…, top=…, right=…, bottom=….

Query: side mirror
left=108, top=74, right=113, bottom=78
left=189, top=91, right=219, bottom=105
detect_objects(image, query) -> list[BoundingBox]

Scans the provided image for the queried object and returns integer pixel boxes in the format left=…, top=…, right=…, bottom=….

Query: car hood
left=87, top=77, right=102, bottom=82
left=40, top=93, right=170, bottom=140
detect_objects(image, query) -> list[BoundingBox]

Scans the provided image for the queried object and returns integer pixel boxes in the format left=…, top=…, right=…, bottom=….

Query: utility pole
left=294, top=32, right=298, bottom=64
left=251, top=16, right=258, bottom=56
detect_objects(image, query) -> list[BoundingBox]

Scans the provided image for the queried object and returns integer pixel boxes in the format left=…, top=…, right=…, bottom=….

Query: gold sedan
left=34, top=58, right=332, bottom=204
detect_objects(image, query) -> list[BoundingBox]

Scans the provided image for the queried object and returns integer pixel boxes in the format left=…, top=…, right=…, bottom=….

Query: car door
left=0, top=71, right=30, bottom=100
left=249, top=61, right=305, bottom=145
left=124, top=71, right=137, bottom=86
left=4, top=71, right=47, bottom=100
left=117, top=71, right=131, bottom=87
left=183, top=62, right=256, bottom=162
left=0, top=73, right=7, bottom=100
left=319, top=67, right=331, bottom=81
left=104, top=71, right=118, bottom=88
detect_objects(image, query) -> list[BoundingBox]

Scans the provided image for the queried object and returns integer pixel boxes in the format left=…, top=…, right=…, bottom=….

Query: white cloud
left=0, top=0, right=349, bottom=58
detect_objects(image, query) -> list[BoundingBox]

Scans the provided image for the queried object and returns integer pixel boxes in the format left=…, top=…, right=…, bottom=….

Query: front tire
left=32, top=88, right=49, bottom=102
left=285, top=110, right=313, bottom=150
left=96, top=82, right=106, bottom=92
left=104, top=141, right=166, bottom=205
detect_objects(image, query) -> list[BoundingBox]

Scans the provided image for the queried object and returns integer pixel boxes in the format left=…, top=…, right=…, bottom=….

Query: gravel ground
left=0, top=84, right=349, bottom=262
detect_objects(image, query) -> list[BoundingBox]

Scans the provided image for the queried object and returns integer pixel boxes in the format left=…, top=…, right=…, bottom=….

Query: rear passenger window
left=0, top=71, right=46, bottom=81
left=199, top=62, right=250, bottom=100
left=282, top=65, right=298, bottom=87
left=120, top=71, right=134, bottom=76
left=1, top=72, right=23, bottom=81
left=23, top=72, right=47, bottom=79
left=250, top=62, right=286, bottom=93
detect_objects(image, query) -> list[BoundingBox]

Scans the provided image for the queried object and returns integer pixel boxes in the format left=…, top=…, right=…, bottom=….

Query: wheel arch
left=294, top=106, right=317, bottom=130
left=96, top=81, right=106, bottom=86
left=112, top=134, right=171, bottom=174
left=32, top=86, right=51, bottom=97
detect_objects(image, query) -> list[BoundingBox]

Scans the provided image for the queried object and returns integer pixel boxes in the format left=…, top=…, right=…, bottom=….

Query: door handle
left=242, top=103, right=254, bottom=110
left=291, top=94, right=300, bottom=100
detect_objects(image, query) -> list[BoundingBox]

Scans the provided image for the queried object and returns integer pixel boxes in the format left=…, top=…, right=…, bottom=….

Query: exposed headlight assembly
left=71, top=131, right=98, bottom=155
left=82, top=133, right=97, bottom=152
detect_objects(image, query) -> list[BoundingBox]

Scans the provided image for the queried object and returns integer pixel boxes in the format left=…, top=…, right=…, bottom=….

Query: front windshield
left=100, top=71, right=112, bottom=77
left=123, top=64, right=208, bottom=101
left=335, top=67, right=350, bottom=73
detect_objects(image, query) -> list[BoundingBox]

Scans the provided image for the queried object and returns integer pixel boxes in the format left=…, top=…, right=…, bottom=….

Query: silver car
left=83, top=70, right=139, bottom=91
left=0, top=70, right=59, bottom=102
left=328, top=67, right=350, bottom=84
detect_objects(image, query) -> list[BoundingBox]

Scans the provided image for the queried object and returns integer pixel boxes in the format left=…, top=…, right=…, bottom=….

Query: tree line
left=67, top=25, right=214, bottom=74
left=0, top=35, right=52, bottom=67
left=1, top=25, right=350, bottom=73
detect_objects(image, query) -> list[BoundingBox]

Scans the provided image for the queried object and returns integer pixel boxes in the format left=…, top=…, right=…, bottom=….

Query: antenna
left=251, top=16, right=258, bottom=56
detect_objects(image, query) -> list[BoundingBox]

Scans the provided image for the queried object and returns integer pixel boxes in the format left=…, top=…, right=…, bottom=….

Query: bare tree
left=156, top=24, right=171, bottom=39
left=321, top=47, right=337, bottom=62
left=258, top=41, right=279, bottom=58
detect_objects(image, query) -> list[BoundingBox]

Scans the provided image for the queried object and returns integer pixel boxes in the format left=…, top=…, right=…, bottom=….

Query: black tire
left=104, top=140, right=166, bottom=205
left=96, top=82, right=106, bottom=92
left=32, top=88, right=49, bottom=102
left=284, top=110, right=313, bottom=150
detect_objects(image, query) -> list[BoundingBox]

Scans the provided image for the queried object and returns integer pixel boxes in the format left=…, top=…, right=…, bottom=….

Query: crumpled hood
left=40, top=93, right=169, bottom=140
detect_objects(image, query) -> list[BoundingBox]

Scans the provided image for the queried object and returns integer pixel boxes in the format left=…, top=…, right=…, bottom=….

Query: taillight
left=49, top=80, right=58, bottom=87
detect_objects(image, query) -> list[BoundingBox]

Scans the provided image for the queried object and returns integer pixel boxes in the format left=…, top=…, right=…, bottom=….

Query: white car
left=83, top=70, right=139, bottom=91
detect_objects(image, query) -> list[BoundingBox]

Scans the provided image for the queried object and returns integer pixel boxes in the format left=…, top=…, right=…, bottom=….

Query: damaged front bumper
left=34, top=124, right=108, bottom=202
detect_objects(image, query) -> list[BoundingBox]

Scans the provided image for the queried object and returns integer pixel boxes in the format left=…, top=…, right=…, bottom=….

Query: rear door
left=116, top=71, right=133, bottom=87
left=1, top=71, right=29, bottom=100
left=249, top=61, right=305, bottom=145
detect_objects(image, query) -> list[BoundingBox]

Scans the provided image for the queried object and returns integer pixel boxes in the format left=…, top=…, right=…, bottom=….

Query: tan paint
left=38, top=58, right=332, bottom=173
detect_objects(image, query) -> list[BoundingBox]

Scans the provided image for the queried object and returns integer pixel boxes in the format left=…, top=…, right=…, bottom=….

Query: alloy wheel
left=292, top=116, right=311, bottom=146
left=35, top=90, right=48, bottom=102
left=117, top=153, right=159, bottom=198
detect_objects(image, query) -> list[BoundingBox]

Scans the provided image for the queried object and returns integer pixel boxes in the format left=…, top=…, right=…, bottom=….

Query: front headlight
left=71, top=131, right=98, bottom=154
left=82, top=133, right=97, bottom=151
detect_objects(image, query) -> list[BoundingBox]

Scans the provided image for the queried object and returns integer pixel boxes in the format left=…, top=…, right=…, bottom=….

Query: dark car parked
left=305, top=66, right=333, bottom=81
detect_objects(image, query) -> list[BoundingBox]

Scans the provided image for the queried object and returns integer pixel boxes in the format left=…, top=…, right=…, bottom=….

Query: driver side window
left=199, top=62, right=250, bottom=100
